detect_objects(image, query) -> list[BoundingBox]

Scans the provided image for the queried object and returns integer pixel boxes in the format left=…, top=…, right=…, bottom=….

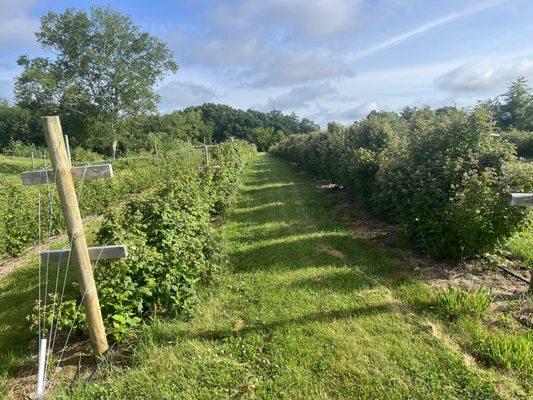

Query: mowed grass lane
left=60, top=153, right=524, bottom=399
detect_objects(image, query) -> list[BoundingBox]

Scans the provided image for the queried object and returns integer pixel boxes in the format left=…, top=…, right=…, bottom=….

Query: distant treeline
left=0, top=101, right=319, bottom=155
left=1, top=78, right=532, bottom=158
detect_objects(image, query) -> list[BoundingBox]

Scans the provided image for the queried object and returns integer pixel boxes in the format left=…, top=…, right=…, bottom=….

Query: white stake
left=37, top=338, right=47, bottom=395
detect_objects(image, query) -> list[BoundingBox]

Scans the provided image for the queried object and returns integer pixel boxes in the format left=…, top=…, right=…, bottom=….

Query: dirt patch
left=233, top=319, right=246, bottom=332
left=322, top=247, right=347, bottom=260
left=294, top=200, right=304, bottom=206
left=425, top=321, right=477, bottom=367
left=7, top=338, right=97, bottom=400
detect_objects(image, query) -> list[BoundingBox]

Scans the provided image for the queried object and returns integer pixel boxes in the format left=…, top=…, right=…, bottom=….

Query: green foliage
left=3, top=140, right=45, bottom=158
left=271, top=106, right=533, bottom=259
left=470, top=326, right=532, bottom=375
left=435, top=286, right=492, bottom=320
left=0, top=143, right=210, bottom=258
left=187, top=103, right=319, bottom=148
left=501, top=129, right=533, bottom=158
left=43, top=141, right=254, bottom=340
left=15, top=6, right=178, bottom=148
left=497, top=77, right=533, bottom=131
left=0, top=100, right=41, bottom=149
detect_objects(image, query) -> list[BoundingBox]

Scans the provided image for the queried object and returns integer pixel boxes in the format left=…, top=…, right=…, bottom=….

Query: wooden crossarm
left=21, top=164, right=113, bottom=186
left=509, top=193, right=533, bottom=207
left=40, top=245, right=127, bottom=264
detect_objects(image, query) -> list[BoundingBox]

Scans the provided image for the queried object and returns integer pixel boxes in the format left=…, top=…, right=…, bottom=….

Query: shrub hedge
left=271, top=107, right=533, bottom=259
left=0, top=143, right=204, bottom=257
left=36, top=141, right=255, bottom=340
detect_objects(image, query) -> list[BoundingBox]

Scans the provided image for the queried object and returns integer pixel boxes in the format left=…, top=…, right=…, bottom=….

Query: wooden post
left=31, top=152, right=35, bottom=169
left=64, top=134, right=72, bottom=167
left=42, top=116, right=109, bottom=356
left=112, top=140, right=117, bottom=162
left=203, top=137, right=209, bottom=166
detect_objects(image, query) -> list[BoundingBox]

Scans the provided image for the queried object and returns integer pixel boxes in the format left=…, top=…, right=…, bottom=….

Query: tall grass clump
left=435, top=286, right=492, bottom=320
left=470, top=327, right=532, bottom=375
left=271, top=107, right=533, bottom=259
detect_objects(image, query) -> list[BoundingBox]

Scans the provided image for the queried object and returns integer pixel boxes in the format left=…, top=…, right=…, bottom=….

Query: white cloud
left=335, top=101, right=380, bottom=121
left=264, top=81, right=336, bottom=110
left=252, top=50, right=354, bottom=87
left=157, top=80, right=216, bottom=109
left=209, top=0, right=362, bottom=39
left=435, top=59, right=533, bottom=94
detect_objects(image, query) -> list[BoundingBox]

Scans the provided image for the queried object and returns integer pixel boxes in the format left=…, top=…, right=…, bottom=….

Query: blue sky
left=1, top=0, right=532, bottom=126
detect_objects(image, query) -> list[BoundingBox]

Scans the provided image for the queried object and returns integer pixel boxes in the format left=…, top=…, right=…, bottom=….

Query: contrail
left=347, top=0, right=511, bottom=61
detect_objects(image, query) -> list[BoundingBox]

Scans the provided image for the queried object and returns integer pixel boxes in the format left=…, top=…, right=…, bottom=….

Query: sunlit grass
left=54, top=154, right=528, bottom=399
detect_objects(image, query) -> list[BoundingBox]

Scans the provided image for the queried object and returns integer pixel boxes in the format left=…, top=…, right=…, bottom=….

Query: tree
left=499, top=77, right=532, bottom=130
left=299, top=118, right=320, bottom=133
left=15, top=6, right=178, bottom=149
left=0, top=100, right=38, bottom=149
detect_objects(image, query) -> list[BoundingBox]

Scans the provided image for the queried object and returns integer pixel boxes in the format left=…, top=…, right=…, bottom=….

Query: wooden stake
left=64, top=134, right=72, bottom=167
left=31, top=152, right=35, bottom=169
left=112, top=140, right=117, bottom=162
left=42, top=116, right=109, bottom=356
left=204, top=137, right=209, bottom=166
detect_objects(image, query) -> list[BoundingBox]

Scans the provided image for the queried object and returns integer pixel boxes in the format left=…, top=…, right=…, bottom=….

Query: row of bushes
left=38, top=141, right=255, bottom=340
left=0, top=142, right=221, bottom=257
left=271, top=107, right=533, bottom=259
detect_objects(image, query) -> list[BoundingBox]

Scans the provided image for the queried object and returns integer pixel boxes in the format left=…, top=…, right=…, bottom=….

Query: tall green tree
left=15, top=6, right=178, bottom=149
left=499, top=77, right=532, bottom=130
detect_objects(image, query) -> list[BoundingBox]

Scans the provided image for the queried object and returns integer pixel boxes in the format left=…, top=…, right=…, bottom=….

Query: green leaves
left=272, top=107, right=533, bottom=259
left=15, top=6, right=178, bottom=148
left=34, top=141, right=254, bottom=341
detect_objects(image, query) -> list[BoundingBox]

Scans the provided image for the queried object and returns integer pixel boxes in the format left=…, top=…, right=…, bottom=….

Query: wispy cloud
left=347, top=0, right=510, bottom=62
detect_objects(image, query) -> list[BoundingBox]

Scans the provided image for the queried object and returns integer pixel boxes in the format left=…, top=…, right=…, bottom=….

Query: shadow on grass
left=289, top=269, right=375, bottom=294
left=149, top=303, right=393, bottom=345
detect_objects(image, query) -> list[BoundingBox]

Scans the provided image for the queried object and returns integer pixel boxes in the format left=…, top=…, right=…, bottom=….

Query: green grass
left=51, top=153, right=528, bottom=399
left=435, top=286, right=492, bottom=321
left=469, top=324, right=532, bottom=375
left=0, top=155, right=46, bottom=181
left=504, top=216, right=533, bottom=267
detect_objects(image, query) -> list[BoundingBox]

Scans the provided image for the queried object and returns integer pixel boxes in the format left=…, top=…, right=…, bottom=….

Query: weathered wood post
left=42, top=116, right=108, bottom=355
left=203, top=137, right=209, bottom=166
left=31, top=152, right=35, bottom=169
left=509, top=193, right=533, bottom=292
left=64, top=134, right=72, bottom=167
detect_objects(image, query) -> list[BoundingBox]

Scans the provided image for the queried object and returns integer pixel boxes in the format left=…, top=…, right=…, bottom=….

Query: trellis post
left=21, top=116, right=127, bottom=357
left=204, top=137, right=209, bottom=166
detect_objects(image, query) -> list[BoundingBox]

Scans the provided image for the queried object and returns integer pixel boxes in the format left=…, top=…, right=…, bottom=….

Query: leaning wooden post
left=64, top=134, right=72, bottom=167
left=509, top=193, right=533, bottom=292
left=42, top=116, right=109, bottom=355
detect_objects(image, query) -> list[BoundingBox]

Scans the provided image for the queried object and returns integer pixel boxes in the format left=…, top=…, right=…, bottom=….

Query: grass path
left=61, top=153, right=525, bottom=399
